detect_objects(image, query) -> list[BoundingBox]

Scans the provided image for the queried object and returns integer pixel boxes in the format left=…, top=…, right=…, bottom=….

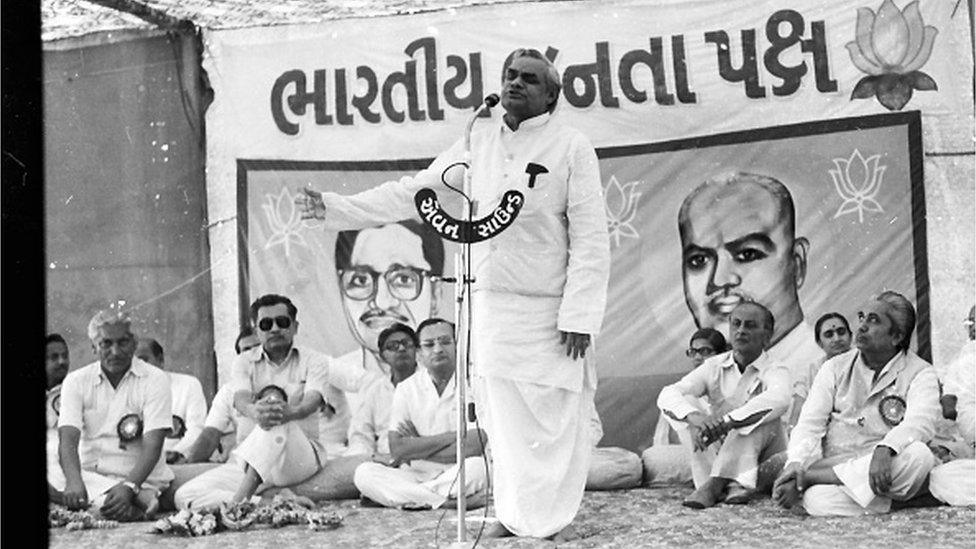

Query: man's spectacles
left=339, top=265, right=430, bottom=302
left=420, top=337, right=455, bottom=350
left=685, top=346, right=716, bottom=358
left=258, top=316, right=292, bottom=331
left=383, top=339, right=416, bottom=352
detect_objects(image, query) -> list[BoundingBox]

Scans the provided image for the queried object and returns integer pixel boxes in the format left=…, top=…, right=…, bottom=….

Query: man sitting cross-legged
left=181, top=327, right=261, bottom=464
left=657, top=301, right=791, bottom=509
left=928, top=304, right=976, bottom=506
left=773, top=291, right=940, bottom=516
left=174, top=294, right=346, bottom=510
left=49, top=309, right=174, bottom=521
left=353, top=318, right=488, bottom=509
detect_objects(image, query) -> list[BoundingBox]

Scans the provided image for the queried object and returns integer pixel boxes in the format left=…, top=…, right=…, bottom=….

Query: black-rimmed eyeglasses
left=339, top=265, right=430, bottom=302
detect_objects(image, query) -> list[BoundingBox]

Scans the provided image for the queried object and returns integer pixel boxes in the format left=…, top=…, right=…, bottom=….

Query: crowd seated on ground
left=47, top=293, right=975, bottom=523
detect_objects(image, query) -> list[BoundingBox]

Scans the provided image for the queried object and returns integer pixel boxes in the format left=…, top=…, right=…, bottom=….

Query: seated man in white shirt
left=353, top=318, right=488, bottom=509
left=182, top=327, right=261, bottom=464
left=773, top=291, right=940, bottom=516
left=657, top=302, right=791, bottom=509
left=928, top=304, right=976, bottom=506
left=49, top=309, right=174, bottom=521
left=174, top=294, right=343, bottom=509
left=347, top=322, right=419, bottom=457
left=46, top=334, right=71, bottom=472
left=134, top=337, right=207, bottom=465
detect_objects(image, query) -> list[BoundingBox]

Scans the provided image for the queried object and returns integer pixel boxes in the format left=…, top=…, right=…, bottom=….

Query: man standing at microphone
left=297, top=48, right=610, bottom=540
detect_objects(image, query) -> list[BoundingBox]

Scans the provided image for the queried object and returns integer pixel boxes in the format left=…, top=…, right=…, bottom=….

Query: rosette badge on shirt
left=879, top=394, right=907, bottom=426
left=117, top=413, right=143, bottom=449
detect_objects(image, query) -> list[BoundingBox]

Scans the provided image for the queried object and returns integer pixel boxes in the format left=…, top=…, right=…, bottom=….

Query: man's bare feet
left=723, top=481, right=754, bottom=504
left=682, top=477, right=725, bottom=509
left=482, top=521, right=514, bottom=538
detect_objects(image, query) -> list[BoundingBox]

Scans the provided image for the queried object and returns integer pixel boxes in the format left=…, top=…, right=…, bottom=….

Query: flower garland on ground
left=150, top=494, right=344, bottom=537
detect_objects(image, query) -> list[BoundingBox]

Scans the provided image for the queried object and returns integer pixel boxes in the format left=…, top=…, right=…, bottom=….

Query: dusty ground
left=50, top=486, right=975, bottom=548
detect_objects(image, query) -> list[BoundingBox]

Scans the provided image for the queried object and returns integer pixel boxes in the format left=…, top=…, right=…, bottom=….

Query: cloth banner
left=204, top=0, right=971, bottom=451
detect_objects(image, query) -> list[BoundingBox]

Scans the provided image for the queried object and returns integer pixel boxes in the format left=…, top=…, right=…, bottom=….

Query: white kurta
left=787, top=349, right=940, bottom=515
left=345, top=371, right=397, bottom=456
left=320, top=112, right=610, bottom=536
left=353, top=368, right=485, bottom=509
left=51, top=359, right=174, bottom=502
left=175, top=345, right=341, bottom=509
left=202, top=385, right=253, bottom=461
left=929, top=340, right=976, bottom=506
left=164, top=372, right=207, bottom=458
left=657, top=351, right=791, bottom=488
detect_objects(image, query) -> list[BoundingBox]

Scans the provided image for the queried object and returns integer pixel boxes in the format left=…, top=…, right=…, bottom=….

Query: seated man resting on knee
left=175, top=294, right=340, bottom=509
left=353, top=318, right=488, bottom=509
left=49, top=310, right=174, bottom=521
left=928, top=304, right=975, bottom=506
left=773, top=291, right=940, bottom=516
left=658, top=302, right=791, bottom=508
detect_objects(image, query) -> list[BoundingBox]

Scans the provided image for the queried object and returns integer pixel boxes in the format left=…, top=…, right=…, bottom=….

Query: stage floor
left=49, top=485, right=975, bottom=548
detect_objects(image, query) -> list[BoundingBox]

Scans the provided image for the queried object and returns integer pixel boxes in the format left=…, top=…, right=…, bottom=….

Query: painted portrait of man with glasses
left=332, top=219, right=445, bottom=381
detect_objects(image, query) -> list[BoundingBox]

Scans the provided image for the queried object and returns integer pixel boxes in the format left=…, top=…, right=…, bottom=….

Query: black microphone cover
left=484, top=93, right=500, bottom=107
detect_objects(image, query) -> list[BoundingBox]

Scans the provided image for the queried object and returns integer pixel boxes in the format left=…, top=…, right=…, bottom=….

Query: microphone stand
left=454, top=95, right=497, bottom=544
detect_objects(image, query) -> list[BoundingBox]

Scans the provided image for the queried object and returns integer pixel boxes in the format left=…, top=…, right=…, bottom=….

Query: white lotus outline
left=828, top=149, right=886, bottom=223
left=261, top=186, right=310, bottom=257
left=603, top=175, right=642, bottom=247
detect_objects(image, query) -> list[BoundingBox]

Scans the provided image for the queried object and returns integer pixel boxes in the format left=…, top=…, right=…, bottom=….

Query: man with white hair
left=773, top=291, right=940, bottom=516
left=48, top=309, right=173, bottom=521
left=298, top=48, right=610, bottom=539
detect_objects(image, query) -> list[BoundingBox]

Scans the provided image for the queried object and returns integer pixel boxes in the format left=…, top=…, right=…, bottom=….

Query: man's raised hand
left=295, top=186, right=327, bottom=221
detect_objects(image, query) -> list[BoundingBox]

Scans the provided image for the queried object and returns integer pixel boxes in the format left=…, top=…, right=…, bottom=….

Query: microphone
left=464, top=93, right=499, bottom=155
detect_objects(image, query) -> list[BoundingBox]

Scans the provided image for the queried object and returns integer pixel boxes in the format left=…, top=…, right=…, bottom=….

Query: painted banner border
left=235, top=110, right=929, bottom=359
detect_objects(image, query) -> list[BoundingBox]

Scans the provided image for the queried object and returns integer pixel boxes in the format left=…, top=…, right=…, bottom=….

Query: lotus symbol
left=846, top=0, right=939, bottom=111
left=829, top=149, right=886, bottom=223
left=262, top=187, right=310, bottom=257
left=603, top=175, right=642, bottom=247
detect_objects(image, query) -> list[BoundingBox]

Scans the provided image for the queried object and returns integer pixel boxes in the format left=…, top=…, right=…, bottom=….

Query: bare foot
left=682, top=478, right=725, bottom=509
left=482, top=522, right=514, bottom=538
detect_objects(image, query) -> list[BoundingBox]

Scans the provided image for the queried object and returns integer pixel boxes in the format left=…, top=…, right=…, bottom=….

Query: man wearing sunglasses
left=174, top=294, right=354, bottom=510
left=49, top=309, right=174, bottom=521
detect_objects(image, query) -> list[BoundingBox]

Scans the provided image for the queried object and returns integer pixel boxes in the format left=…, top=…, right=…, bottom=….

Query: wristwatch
left=122, top=480, right=141, bottom=493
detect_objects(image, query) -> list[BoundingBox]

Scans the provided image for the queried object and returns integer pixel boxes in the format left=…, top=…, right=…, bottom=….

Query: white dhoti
left=665, top=397, right=786, bottom=490
left=353, top=457, right=488, bottom=509
left=477, top=376, right=593, bottom=537
left=802, top=441, right=937, bottom=516
left=929, top=459, right=976, bottom=506
left=173, top=423, right=322, bottom=510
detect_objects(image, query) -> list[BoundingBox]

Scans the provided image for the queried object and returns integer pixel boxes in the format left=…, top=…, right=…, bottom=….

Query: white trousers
left=173, top=423, right=321, bottom=509
left=929, top=459, right=976, bottom=506
left=353, top=457, right=488, bottom=509
left=802, top=441, right=936, bottom=516
left=666, top=399, right=786, bottom=490
left=477, top=376, right=592, bottom=538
